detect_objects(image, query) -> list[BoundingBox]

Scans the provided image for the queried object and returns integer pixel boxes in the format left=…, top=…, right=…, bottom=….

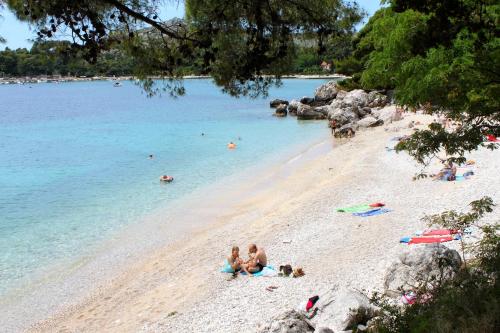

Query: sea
left=0, top=78, right=333, bottom=303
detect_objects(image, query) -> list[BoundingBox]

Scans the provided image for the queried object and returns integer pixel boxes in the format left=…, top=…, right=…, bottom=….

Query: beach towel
left=337, top=203, right=384, bottom=213
left=240, top=265, right=277, bottom=277
left=352, top=208, right=391, bottom=217
left=408, top=236, right=454, bottom=244
left=422, top=229, right=459, bottom=236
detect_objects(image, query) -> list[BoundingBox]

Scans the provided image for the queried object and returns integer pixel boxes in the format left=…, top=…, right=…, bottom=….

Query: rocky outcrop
left=288, top=100, right=300, bottom=116
left=257, top=310, right=314, bottom=333
left=274, top=104, right=288, bottom=117
left=297, top=104, right=327, bottom=120
left=342, top=89, right=369, bottom=109
left=314, top=81, right=338, bottom=104
left=270, top=99, right=289, bottom=108
left=367, top=91, right=389, bottom=108
left=357, top=116, right=383, bottom=128
left=383, top=244, right=462, bottom=298
left=328, top=105, right=358, bottom=126
left=300, top=96, right=315, bottom=105
left=377, top=105, right=402, bottom=124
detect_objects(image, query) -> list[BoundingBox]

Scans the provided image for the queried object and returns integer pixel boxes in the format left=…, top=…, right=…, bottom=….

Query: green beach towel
left=336, top=204, right=372, bottom=213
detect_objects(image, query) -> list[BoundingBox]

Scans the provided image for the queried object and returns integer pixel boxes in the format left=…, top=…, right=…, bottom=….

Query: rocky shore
left=270, top=80, right=401, bottom=138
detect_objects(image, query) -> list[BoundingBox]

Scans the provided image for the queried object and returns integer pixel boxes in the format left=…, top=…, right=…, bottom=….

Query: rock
left=314, top=81, right=338, bottom=103
left=313, top=106, right=330, bottom=117
left=312, top=288, right=378, bottom=332
left=356, top=106, right=372, bottom=118
left=383, top=244, right=462, bottom=298
left=288, top=100, right=301, bottom=116
left=378, top=105, right=402, bottom=124
left=367, top=91, right=389, bottom=108
left=315, top=328, right=334, bottom=333
left=328, top=106, right=358, bottom=126
left=300, top=96, right=315, bottom=105
left=357, top=116, right=383, bottom=128
left=336, top=90, right=347, bottom=100
left=274, top=104, right=288, bottom=117
left=270, top=99, right=289, bottom=108
left=357, top=324, right=368, bottom=331
left=258, top=310, right=314, bottom=333
left=342, top=89, right=369, bottom=108
left=334, top=123, right=357, bottom=138
left=297, top=104, right=327, bottom=120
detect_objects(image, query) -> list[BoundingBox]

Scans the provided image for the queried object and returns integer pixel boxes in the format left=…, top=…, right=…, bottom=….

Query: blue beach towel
left=240, top=265, right=276, bottom=277
left=353, top=208, right=391, bottom=217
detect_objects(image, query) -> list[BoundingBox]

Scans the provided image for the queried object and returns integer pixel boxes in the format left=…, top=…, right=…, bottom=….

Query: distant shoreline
left=0, top=73, right=348, bottom=85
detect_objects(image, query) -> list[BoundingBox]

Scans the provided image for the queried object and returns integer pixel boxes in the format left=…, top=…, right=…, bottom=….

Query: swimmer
left=160, top=175, right=174, bottom=182
left=148, top=154, right=154, bottom=159
left=227, top=142, right=236, bottom=149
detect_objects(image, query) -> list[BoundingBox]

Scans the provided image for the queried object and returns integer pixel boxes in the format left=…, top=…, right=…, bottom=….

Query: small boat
left=113, top=82, right=123, bottom=87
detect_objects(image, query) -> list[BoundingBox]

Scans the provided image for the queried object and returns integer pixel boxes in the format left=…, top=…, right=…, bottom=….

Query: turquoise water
left=0, top=79, right=328, bottom=296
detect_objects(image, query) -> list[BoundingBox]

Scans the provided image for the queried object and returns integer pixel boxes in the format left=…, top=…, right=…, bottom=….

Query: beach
left=23, top=112, right=500, bottom=333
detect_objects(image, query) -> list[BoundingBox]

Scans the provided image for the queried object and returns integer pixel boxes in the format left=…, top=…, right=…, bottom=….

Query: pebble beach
left=26, top=113, right=500, bottom=333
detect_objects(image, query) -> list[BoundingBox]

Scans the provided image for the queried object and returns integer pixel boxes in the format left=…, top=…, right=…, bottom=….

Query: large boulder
left=288, top=99, right=301, bottom=116
left=257, top=310, right=314, bottom=333
left=378, top=105, right=402, bottom=124
left=342, top=89, right=369, bottom=108
left=274, top=104, right=288, bottom=117
left=356, top=107, right=372, bottom=118
left=357, top=116, right=383, bottom=128
left=367, top=91, right=389, bottom=108
left=336, top=90, right=348, bottom=100
left=328, top=106, right=359, bottom=126
left=313, top=106, right=330, bottom=117
left=297, top=104, right=327, bottom=120
left=314, top=81, right=338, bottom=103
left=312, top=288, right=378, bottom=332
left=300, top=96, right=315, bottom=105
left=383, top=244, right=462, bottom=297
left=270, top=99, right=289, bottom=108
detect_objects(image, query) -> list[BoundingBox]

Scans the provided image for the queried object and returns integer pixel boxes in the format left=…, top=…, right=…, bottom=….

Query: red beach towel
left=422, top=229, right=460, bottom=236
left=408, top=236, right=454, bottom=244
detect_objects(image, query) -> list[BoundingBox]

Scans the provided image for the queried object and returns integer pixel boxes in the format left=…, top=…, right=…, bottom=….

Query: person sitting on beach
left=227, top=246, right=242, bottom=272
left=241, top=244, right=267, bottom=276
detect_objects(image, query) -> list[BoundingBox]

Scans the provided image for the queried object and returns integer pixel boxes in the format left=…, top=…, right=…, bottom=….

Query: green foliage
left=372, top=197, right=500, bottom=333
left=352, top=0, right=500, bottom=168
left=4, top=0, right=364, bottom=96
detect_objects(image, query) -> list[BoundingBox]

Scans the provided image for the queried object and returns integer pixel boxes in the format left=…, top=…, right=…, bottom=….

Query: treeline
left=0, top=37, right=353, bottom=77
left=0, top=41, right=136, bottom=77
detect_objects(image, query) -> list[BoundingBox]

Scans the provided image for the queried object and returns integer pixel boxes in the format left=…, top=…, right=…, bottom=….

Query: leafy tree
left=4, top=0, right=364, bottom=96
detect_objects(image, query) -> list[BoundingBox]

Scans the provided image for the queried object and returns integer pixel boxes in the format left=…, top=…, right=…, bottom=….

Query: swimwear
left=256, top=263, right=264, bottom=272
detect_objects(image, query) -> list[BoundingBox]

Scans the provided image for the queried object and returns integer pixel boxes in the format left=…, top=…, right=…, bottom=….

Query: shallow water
left=0, top=78, right=332, bottom=297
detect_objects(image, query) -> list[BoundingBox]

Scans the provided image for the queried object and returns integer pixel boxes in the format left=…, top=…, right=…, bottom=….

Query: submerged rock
left=274, top=104, right=288, bottom=117
left=270, top=99, right=289, bottom=108
left=383, top=244, right=462, bottom=297
left=288, top=99, right=301, bottom=116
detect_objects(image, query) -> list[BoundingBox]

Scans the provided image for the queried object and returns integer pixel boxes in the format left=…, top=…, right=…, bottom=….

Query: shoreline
left=21, top=112, right=500, bottom=332
left=0, top=74, right=348, bottom=85
left=1, top=127, right=332, bottom=332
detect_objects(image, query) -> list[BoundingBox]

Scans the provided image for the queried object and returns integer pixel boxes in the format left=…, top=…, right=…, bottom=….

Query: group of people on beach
left=227, top=244, right=267, bottom=276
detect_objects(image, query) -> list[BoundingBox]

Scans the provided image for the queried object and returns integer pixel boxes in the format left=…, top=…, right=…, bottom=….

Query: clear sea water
left=0, top=79, right=329, bottom=298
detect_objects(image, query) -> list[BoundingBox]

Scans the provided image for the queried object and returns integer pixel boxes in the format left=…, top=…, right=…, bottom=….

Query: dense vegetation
left=336, top=1, right=499, bottom=332
left=0, top=37, right=353, bottom=78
